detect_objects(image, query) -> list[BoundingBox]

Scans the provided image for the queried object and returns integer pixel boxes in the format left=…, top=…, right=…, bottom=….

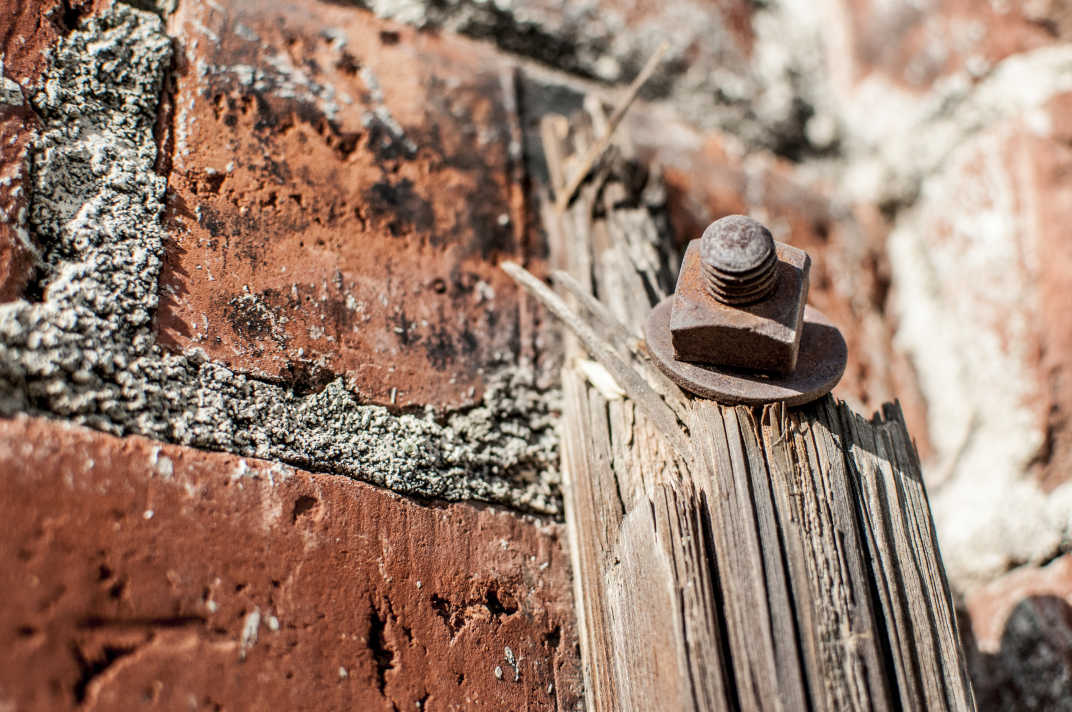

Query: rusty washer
left=645, top=215, right=847, bottom=406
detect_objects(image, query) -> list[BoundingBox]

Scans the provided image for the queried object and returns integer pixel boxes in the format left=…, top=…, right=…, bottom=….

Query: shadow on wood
left=509, top=105, right=977, bottom=711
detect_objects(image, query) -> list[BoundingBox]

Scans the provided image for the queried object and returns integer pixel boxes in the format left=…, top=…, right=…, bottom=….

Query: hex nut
left=669, top=239, right=810, bottom=375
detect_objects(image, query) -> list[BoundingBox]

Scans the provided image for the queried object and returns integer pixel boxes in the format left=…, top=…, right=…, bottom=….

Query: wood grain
left=510, top=106, right=977, bottom=711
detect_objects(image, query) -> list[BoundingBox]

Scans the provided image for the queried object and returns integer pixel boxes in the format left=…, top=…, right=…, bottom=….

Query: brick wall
left=3, top=0, right=1072, bottom=708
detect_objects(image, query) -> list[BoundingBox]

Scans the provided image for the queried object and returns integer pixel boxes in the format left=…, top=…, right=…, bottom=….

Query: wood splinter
left=514, top=101, right=977, bottom=711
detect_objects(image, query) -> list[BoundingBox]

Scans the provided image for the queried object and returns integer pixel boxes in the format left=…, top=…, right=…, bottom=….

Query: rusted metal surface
left=670, top=239, right=810, bottom=374
left=648, top=214, right=846, bottom=405
left=646, top=297, right=846, bottom=405
left=699, top=214, right=779, bottom=305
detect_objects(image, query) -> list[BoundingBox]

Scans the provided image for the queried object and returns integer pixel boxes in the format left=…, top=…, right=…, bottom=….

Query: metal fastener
left=700, top=215, right=779, bottom=305
left=645, top=215, right=846, bottom=406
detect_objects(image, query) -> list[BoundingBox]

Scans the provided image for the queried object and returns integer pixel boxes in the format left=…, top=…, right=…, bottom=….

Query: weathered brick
left=159, top=0, right=543, bottom=408
left=888, top=90, right=1072, bottom=584
left=836, top=0, right=1069, bottom=90
left=0, top=0, right=64, bottom=301
left=0, top=414, right=582, bottom=711
left=0, top=103, right=34, bottom=301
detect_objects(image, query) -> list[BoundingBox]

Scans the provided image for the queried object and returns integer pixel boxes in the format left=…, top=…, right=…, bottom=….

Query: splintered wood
left=508, top=108, right=976, bottom=711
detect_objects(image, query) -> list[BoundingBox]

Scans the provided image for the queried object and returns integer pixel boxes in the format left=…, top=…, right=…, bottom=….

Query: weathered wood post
left=507, top=107, right=976, bottom=711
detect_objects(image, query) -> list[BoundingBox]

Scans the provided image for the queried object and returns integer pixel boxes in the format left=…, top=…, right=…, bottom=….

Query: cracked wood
left=524, top=105, right=977, bottom=711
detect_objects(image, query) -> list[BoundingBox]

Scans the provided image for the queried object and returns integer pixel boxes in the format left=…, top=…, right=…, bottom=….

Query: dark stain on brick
left=198, top=205, right=227, bottom=238
left=417, top=75, right=518, bottom=259
left=335, top=48, right=360, bottom=75
left=458, top=323, right=479, bottom=356
left=279, top=359, right=335, bottom=396
left=389, top=310, right=418, bottom=347
left=322, top=292, right=352, bottom=336
left=449, top=268, right=478, bottom=298
left=260, top=153, right=292, bottom=185
left=367, top=599, right=395, bottom=696
left=483, top=307, right=499, bottom=332
left=464, top=183, right=515, bottom=259
left=424, top=324, right=457, bottom=371
left=226, top=295, right=273, bottom=341
left=364, top=178, right=435, bottom=238
left=364, top=117, right=417, bottom=163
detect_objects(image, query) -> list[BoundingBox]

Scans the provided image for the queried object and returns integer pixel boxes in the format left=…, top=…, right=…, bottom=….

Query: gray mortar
left=1, top=4, right=562, bottom=515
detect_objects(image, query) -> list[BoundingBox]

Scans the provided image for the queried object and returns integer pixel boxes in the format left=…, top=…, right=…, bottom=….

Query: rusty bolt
left=669, top=215, right=810, bottom=375
left=644, top=214, right=846, bottom=405
left=699, top=215, right=779, bottom=306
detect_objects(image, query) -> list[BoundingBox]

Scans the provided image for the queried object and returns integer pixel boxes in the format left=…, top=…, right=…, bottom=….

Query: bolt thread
left=702, top=249, right=778, bottom=305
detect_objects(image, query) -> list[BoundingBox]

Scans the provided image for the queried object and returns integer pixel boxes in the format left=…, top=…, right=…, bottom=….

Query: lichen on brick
left=0, top=4, right=562, bottom=514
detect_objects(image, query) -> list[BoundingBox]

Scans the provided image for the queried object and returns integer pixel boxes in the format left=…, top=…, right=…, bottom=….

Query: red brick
left=1027, top=92, right=1072, bottom=491
left=0, top=106, right=35, bottom=302
left=0, top=0, right=116, bottom=301
left=0, top=0, right=62, bottom=301
left=158, top=0, right=541, bottom=408
left=607, top=0, right=756, bottom=58
left=838, top=0, right=1068, bottom=90
left=887, top=91, right=1072, bottom=494
left=0, top=415, right=581, bottom=711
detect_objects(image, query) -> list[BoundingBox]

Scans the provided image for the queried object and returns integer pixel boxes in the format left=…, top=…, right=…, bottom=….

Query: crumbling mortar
left=0, top=4, right=563, bottom=515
